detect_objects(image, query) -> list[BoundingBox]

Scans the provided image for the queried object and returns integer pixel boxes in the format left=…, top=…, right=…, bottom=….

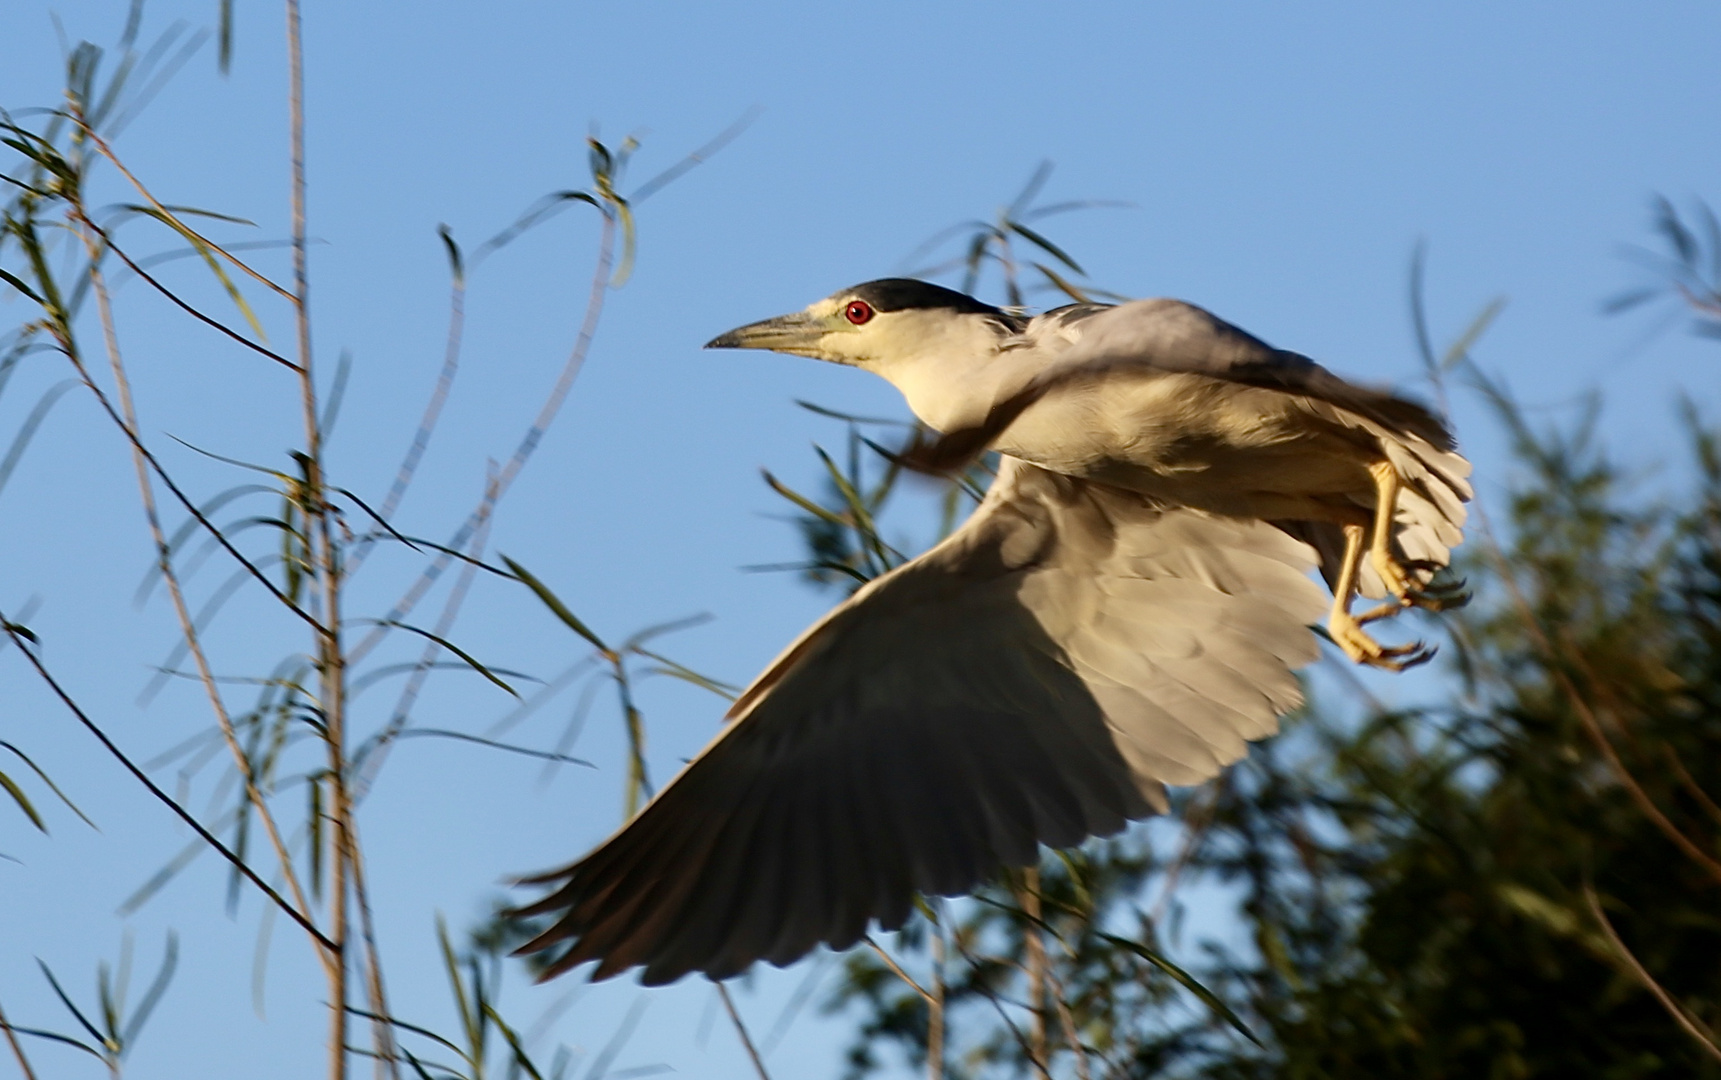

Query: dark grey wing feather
left=513, top=458, right=1327, bottom=985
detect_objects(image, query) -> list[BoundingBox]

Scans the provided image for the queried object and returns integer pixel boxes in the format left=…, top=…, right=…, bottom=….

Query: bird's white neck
left=861, top=310, right=1037, bottom=433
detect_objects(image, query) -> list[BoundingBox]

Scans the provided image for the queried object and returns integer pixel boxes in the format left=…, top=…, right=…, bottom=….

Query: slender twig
left=348, top=209, right=617, bottom=668
left=352, top=474, right=495, bottom=801
left=85, top=221, right=302, bottom=371
left=716, top=983, right=772, bottom=1080
left=949, top=936, right=1053, bottom=1080
left=928, top=915, right=946, bottom=1080
left=1583, top=884, right=1721, bottom=1062
left=277, top=3, right=349, bottom=1077
left=69, top=207, right=329, bottom=975
left=0, top=614, right=334, bottom=950
left=1044, top=965, right=1092, bottom=1080
left=345, top=824, right=402, bottom=1080
left=863, top=936, right=933, bottom=1005
left=1663, top=744, right=1721, bottom=829
left=0, top=997, right=40, bottom=1080
left=1569, top=678, right=1721, bottom=883
left=1016, top=869, right=1049, bottom=1071
left=52, top=339, right=321, bottom=631
left=1457, top=414, right=1721, bottom=885
left=345, top=232, right=467, bottom=578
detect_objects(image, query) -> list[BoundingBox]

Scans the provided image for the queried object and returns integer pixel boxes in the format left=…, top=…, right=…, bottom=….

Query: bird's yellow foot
left=1369, top=549, right=1470, bottom=613
left=1370, top=548, right=1417, bottom=604
left=1327, top=608, right=1436, bottom=671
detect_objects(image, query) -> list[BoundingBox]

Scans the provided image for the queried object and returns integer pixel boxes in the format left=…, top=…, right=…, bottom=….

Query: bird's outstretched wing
left=513, top=458, right=1327, bottom=985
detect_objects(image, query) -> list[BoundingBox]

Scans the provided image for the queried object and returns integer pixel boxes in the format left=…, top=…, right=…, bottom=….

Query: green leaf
left=1009, top=220, right=1085, bottom=276
left=501, top=556, right=609, bottom=652
left=128, top=205, right=268, bottom=342
left=319, top=348, right=353, bottom=441
left=631, top=647, right=739, bottom=701
left=0, top=739, right=93, bottom=827
left=436, top=916, right=479, bottom=1051
left=1030, top=261, right=1092, bottom=305
left=760, top=470, right=849, bottom=528
left=119, top=932, right=178, bottom=1051
left=482, top=1002, right=545, bottom=1080
left=345, top=1006, right=466, bottom=1056
left=390, top=729, right=594, bottom=767
left=218, top=0, right=233, bottom=73
left=37, top=960, right=107, bottom=1050
left=1006, top=160, right=1054, bottom=220
left=1440, top=296, right=1507, bottom=371
left=366, top=620, right=519, bottom=698
left=1098, top=931, right=1261, bottom=1047
left=0, top=770, right=44, bottom=831
left=437, top=224, right=464, bottom=285
left=0, top=379, right=78, bottom=502
left=0, top=267, right=44, bottom=304
left=1, top=1023, right=106, bottom=1060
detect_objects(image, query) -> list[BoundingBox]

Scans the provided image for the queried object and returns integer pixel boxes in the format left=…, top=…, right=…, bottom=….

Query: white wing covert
left=514, top=459, right=1327, bottom=985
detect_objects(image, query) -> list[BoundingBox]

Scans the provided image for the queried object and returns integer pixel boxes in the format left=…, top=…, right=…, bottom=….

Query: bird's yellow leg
left=1366, top=460, right=1467, bottom=613
left=1367, top=460, right=1415, bottom=603
left=1327, top=521, right=1432, bottom=670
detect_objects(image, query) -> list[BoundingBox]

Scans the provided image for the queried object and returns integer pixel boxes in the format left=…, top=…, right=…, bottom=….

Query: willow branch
left=85, top=220, right=302, bottom=372
left=1, top=614, right=334, bottom=951
left=79, top=120, right=295, bottom=302
left=72, top=209, right=328, bottom=974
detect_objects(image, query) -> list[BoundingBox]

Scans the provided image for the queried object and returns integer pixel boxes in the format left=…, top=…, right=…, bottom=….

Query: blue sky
left=3, top=2, right=1720, bottom=1077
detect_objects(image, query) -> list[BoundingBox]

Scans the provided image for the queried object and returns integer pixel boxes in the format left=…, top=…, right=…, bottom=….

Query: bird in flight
left=513, top=279, right=1471, bottom=985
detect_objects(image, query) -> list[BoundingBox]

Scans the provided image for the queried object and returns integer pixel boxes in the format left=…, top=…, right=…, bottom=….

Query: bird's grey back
left=1028, top=298, right=1455, bottom=450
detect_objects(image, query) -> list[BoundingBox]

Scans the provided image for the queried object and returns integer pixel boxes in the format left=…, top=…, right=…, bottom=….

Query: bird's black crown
left=845, top=278, right=1004, bottom=317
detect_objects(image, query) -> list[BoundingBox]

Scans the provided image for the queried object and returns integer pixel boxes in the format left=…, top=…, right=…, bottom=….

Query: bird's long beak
left=704, top=311, right=827, bottom=353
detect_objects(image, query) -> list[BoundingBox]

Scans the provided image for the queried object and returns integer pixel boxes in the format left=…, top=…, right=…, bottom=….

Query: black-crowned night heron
left=514, top=279, right=1471, bottom=985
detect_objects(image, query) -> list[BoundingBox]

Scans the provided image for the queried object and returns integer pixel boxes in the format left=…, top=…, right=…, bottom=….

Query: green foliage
left=1159, top=388, right=1721, bottom=1080
left=5, top=931, right=180, bottom=1074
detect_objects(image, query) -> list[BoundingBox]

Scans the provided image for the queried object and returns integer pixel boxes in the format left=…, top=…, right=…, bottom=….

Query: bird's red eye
left=844, top=300, right=874, bottom=325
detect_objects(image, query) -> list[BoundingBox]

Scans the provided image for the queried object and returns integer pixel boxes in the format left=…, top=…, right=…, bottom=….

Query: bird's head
left=704, top=279, right=1022, bottom=371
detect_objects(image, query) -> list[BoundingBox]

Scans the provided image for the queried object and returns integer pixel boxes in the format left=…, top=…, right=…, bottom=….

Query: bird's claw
left=1328, top=610, right=1437, bottom=671
left=1372, top=552, right=1471, bottom=613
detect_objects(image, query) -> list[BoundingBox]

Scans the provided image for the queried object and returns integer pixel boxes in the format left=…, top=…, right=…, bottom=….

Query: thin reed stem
left=280, top=2, right=348, bottom=1076
left=346, top=824, right=402, bottom=1080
